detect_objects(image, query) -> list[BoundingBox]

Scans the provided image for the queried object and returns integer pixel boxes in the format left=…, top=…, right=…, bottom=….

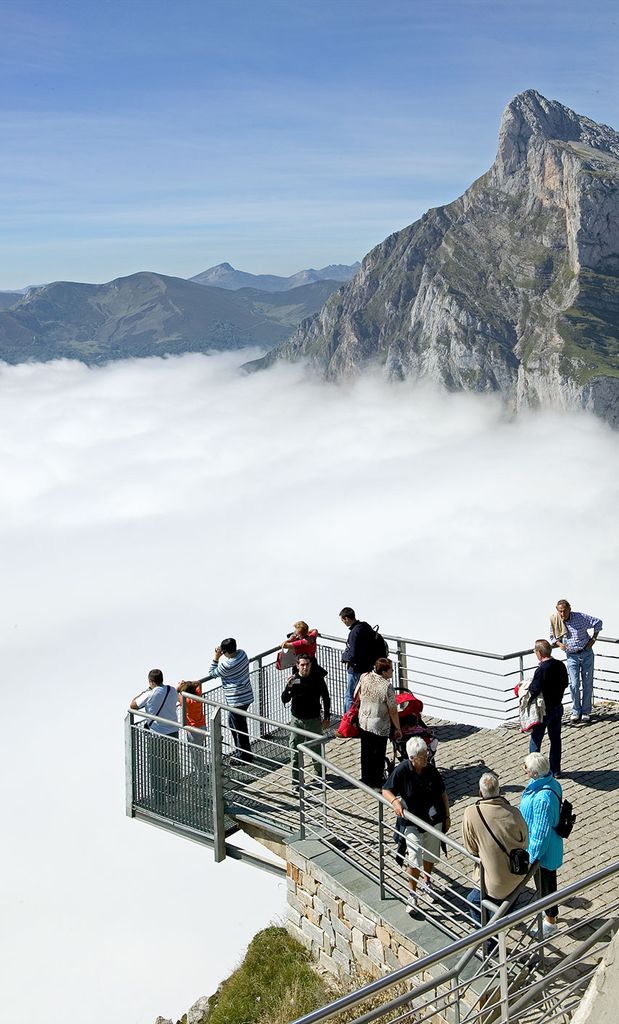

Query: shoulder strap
left=539, top=787, right=561, bottom=803
left=476, top=801, right=510, bottom=856
left=152, top=684, right=171, bottom=721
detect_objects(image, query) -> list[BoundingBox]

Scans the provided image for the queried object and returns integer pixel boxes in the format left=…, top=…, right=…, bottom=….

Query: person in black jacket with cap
left=282, top=655, right=331, bottom=785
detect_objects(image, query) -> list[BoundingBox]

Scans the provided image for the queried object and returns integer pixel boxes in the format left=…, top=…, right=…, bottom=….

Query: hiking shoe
left=542, top=920, right=558, bottom=939
left=406, top=891, right=419, bottom=916
left=581, top=715, right=591, bottom=724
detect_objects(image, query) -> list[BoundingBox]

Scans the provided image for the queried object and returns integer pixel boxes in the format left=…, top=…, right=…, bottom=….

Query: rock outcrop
left=249, top=91, right=619, bottom=426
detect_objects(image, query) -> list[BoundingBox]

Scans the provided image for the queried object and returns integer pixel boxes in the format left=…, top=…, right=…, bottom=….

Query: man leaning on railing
left=191, top=638, right=254, bottom=763
left=130, top=669, right=179, bottom=808
left=382, top=736, right=451, bottom=916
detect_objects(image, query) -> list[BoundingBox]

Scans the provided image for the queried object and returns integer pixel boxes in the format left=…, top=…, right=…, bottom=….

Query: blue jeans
left=566, top=647, right=594, bottom=717
left=344, top=668, right=361, bottom=713
left=467, top=888, right=498, bottom=952
left=529, top=704, right=563, bottom=775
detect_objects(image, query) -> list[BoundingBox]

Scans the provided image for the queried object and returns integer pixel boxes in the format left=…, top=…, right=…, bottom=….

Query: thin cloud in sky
left=0, top=0, right=617, bottom=284
left=1, top=352, right=617, bottom=1022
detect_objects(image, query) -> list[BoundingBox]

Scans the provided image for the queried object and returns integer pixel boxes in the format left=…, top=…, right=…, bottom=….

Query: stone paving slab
left=231, top=702, right=619, bottom=965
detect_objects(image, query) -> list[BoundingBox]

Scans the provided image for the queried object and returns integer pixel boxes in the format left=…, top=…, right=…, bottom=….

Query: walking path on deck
left=233, top=701, right=619, bottom=945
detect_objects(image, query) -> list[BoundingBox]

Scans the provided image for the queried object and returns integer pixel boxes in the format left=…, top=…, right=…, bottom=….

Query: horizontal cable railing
left=295, top=739, right=488, bottom=944
left=290, top=860, right=619, bottom=1024
left=126, top=630, right=618, bottom=837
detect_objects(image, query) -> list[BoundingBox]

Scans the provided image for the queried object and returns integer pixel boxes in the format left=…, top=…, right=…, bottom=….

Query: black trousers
left=228, top=704, right=253, bottom=762
left=540, top=867, right=558, bottom=918
left=360, top=728, right=388, bottom=789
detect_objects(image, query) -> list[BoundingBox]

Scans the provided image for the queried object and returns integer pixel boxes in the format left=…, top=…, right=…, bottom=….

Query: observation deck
left=125, top=632, right=619, bottom=1024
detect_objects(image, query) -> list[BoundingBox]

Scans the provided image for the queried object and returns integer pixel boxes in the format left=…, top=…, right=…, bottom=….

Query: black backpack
left=372, top=624, right=389, bottom=660
left=541, top=788, right=576, bottom=839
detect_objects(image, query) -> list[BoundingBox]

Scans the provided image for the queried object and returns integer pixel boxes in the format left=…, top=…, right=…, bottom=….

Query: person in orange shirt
left=177, top=680, right=207, bottom=781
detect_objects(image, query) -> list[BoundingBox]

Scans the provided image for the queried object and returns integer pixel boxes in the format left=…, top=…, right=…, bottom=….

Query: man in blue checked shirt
left=550, top=600, right=603, bottom=725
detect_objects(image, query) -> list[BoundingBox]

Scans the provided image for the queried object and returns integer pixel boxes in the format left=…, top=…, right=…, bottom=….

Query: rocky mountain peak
left=248, top=92, right=619, bottom=428
left=497, top=89, right=619, bottom=176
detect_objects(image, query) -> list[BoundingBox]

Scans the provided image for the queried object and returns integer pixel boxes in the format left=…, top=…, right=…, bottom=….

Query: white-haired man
left=463, top=773, right=529, bottom=931
left=383, top=736, right=450, bottom=916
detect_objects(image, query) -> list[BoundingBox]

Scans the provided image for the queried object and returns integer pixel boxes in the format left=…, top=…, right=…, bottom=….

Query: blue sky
left=0, top=0, right=617, bottom=288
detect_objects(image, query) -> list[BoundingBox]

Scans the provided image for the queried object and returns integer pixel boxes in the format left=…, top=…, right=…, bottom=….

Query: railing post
left=479, top=863, right=488, bottom=929
left=397, top=639, right=408, bottom=689
left=180, top=692, right=187, bottom=728
left=498, top=927, right=510, bottom=1023
left=320, top=737, right=328, bottom=830
left=211, top=710, right=226, bottom=862
left=450, top=976, right=461, bottom=1024
left=125, top=713, right=135, bottom=818
left=257, top=656, right=266, bottom=739
left=378, top=801, right=386, bottom=901
left=298, top=747, right=306, bottom=839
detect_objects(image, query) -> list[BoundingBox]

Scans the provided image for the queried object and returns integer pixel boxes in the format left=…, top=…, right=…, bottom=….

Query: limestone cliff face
left=253, top=91, right=619, bottom=426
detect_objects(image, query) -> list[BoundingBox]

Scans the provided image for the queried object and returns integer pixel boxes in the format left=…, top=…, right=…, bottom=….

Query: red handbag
left=337, top=697, right=360, bottom=738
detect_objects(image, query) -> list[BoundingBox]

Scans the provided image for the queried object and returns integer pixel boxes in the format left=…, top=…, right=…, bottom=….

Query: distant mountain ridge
left=0, top=291, right=23, bottom=310
left=248, top=90, right=619, bottom=427
left=189, top=261, right=360, bottom=291
left=0, top=272, right=344, bottom=365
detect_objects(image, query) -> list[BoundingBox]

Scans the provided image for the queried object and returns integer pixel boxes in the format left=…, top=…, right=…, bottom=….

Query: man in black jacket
left=282, top=655, right=331, bottom=785
left=528, top=639, right=568, bottom=778
left=340, top=606, right=377, bottom=712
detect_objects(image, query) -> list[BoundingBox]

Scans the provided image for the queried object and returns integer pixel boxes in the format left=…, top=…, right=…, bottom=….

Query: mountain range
left=249, top=90, right=619, bottom=427
left=189, top=261, right=360, bottom=291
left=0, top=272, right=346, bottom=364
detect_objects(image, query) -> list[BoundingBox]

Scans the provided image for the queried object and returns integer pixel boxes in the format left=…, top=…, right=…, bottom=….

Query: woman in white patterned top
left=356, top=658, right=402, bottom=789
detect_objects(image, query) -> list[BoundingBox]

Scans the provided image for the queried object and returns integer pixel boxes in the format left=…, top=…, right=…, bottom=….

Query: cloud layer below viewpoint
left=0, top=351, right=617, bottom=1023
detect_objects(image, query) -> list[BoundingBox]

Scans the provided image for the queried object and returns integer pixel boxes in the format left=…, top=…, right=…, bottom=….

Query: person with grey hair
left=550, top=599, right=602, bottom=724
left=526, top=639, right=568, bottom=777
left=383, top=735, right=450, bottom=916
left=463, top=772, right=529, bottom=933
left=520, top=752, right=564, bottom=938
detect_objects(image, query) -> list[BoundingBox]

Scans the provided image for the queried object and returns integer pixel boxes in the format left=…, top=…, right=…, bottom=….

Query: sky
left=0, top=0, right=618, bottom=288
left=1, top=351, right=618, bottom=1024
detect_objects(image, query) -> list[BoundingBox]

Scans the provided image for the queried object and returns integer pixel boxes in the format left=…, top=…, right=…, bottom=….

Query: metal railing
left=290, top=861, right=619, bottom=1024
left=294, top=738, right=487, bottom=944
left=127, top=696, right=539, bottom=948
left=126, top=629, right=618, bottom=846
left=126, top=628, right=619, bottom=1024
left=197, top=631, right=618, bottom=732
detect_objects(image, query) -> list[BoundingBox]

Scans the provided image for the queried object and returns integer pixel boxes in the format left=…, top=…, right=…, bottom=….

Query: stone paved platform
left=234, top=701, right=619, bottom=903
left=229, top=700, right=619, bottom=992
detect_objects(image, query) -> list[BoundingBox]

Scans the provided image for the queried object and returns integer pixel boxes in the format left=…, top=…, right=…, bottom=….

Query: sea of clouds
left=0, top=350, right=617, bottom=1024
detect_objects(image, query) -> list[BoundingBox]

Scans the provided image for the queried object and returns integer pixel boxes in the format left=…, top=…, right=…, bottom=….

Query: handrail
left=452, top=858, right=540, bottom=976
left=297, top=739, right=478, bottom=864
left=130, top=698, right=479, bottom=865
left=290, top=859, right=619, bottom=1024
left=127, top=701, right=329, bottom=744
left=319, top=631, right=536, bottom=662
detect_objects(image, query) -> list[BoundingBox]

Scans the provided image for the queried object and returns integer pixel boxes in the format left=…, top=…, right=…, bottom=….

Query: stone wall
left=285, top=846, right=425, bottom=981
